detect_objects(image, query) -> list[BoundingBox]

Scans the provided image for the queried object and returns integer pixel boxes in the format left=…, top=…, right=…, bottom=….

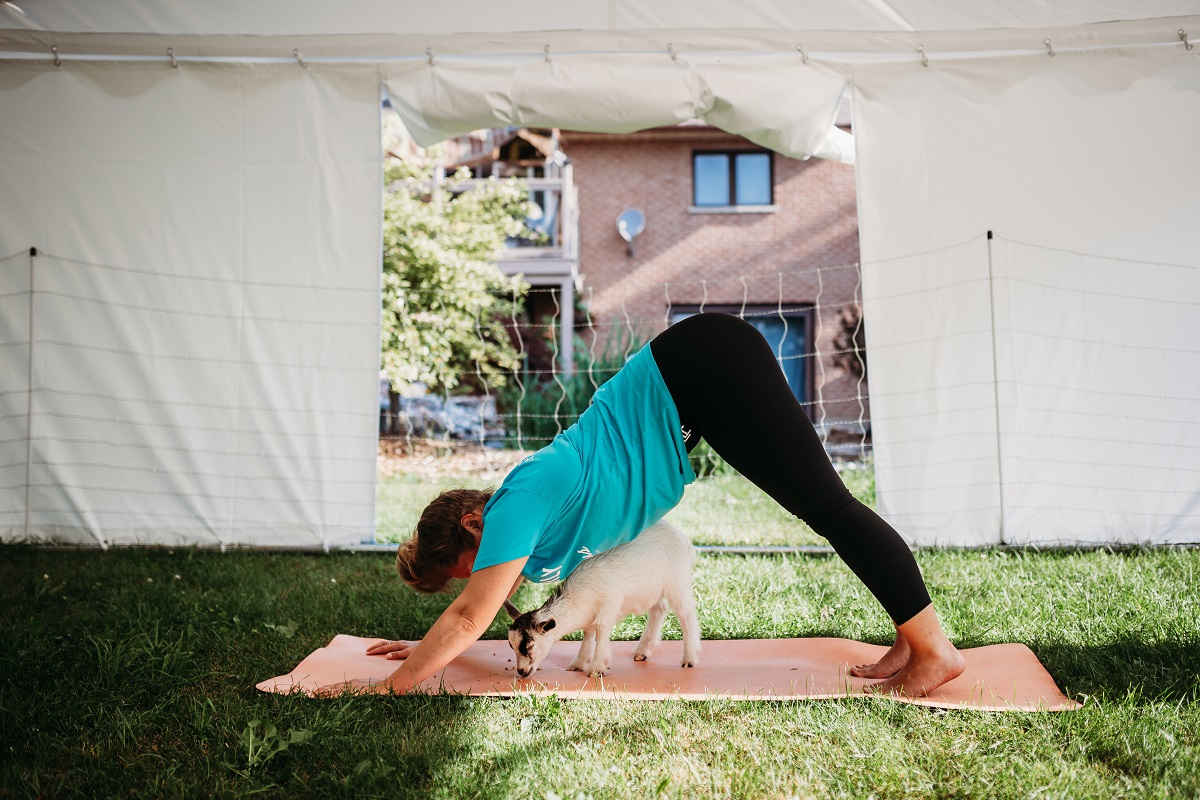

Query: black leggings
left=650, top=312, right=932, bottom=626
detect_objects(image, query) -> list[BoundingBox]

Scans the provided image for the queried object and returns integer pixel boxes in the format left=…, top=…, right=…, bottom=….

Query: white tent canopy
left=2, top=1, right=1198, bottom=547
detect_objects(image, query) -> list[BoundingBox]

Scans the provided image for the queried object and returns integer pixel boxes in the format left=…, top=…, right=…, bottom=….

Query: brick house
left=560, top=121, right=865, bottom=436
left=437, top=111, right=868, bottom=445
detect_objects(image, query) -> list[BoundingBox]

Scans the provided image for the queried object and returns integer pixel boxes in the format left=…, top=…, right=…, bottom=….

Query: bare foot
left=863, top=604, right=965, bottom=698
left=866, top=646, right=965, bottom=698
left=850, top=629, right=909, bottom=679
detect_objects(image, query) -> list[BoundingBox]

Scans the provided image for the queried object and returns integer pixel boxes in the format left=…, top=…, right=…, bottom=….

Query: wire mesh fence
left=376, top=258, right=874, bottom=545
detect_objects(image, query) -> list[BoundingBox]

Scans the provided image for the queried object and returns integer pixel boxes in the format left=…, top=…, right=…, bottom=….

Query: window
left=692, top=151, right=773, bottom=207
left=670, top=307, right=812, bottom=411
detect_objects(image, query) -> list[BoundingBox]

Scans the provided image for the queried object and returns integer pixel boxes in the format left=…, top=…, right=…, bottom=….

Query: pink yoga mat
left=257, top=635, right=1080, bottom=711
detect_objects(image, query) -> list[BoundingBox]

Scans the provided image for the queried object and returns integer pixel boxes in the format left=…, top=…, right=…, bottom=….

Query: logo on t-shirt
left=681, top=424, right=694, bottom=444
left=577, top=546, right=596, bottom=560
left=539, top=565, right=562, bottom=583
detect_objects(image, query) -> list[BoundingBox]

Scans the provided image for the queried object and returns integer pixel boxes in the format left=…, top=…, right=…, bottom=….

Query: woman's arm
left=374, top=556, right=527, bottom=694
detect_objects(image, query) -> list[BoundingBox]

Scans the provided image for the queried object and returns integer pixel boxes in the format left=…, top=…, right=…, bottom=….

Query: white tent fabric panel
left=1, top=2, right=1198, bottom=549
left=0, top=63, right=382, bottom=548
left=854, top=51, right=1200, bottom=546
left=0, top=251, right=31, bottom=530
left=4, top=0, right=1198, bottom=37
left=855, top=239, right=1004, bottom=547
left=993, top=240, right=1200, bottom=545
left=384, top=54, right=849, bottom=159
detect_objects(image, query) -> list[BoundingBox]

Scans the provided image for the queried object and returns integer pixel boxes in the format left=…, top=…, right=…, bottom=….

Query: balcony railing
left=436, top=165, right=578, bottom=271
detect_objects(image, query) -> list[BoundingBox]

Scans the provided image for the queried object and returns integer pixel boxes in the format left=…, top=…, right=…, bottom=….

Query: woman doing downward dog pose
left=353, top=313, right=964, bottom=697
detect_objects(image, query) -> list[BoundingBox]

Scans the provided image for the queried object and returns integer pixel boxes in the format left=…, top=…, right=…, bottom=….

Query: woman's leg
left=650, top=313, right=963, bottom=695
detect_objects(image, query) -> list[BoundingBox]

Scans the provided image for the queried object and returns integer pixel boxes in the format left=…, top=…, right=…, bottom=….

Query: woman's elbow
left=452, top=607, right=489, bottom=637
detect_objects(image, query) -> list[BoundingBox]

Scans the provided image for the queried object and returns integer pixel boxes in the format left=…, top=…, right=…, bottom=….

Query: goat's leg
left=633, top=598, right=669, bottom=661
left=673, top=588, right=702, bottom=668
left=566, top=628, right=596, bottom=672
left=584, top=622, right=615, bottom=677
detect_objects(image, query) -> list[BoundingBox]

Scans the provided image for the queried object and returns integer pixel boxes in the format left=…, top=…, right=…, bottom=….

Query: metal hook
left=1181, top=29, right=1194, bottom=51
left=797, top=44, right=809, bottom=65
left=667, top=42, right=678, bottom=62
left=544, top=44, right=551, bottom=62
left=917, top=44, right=928, bottom=67
left=51, top=45, right=60, bottom=67
left=426, top=47, right=435, bottom=66
left=292, top=48, right=307, bottom=69
left=167, top=47, right=177, bottom=69
left=1044, top=38, right=1056, bottom=57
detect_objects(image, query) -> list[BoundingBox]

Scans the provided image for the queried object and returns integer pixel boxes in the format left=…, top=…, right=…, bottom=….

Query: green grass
left=2, top=544, right=1199, bottom=799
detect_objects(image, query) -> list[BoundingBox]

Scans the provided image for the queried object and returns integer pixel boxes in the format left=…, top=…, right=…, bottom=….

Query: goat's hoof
left=588, top=670, right=607, bottom=678
left=633, top=654, right=647, bottom=662
left=681, top=662, right=696, bottom=668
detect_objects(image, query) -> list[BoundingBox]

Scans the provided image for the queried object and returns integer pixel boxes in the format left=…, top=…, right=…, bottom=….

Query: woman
left=350, top=313, right=963, bottom=697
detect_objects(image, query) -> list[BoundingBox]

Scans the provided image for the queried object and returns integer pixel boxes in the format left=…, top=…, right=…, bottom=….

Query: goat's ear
left=536, top=618, right=556, bottom=634
left=502, top=599, right=522, bottom=621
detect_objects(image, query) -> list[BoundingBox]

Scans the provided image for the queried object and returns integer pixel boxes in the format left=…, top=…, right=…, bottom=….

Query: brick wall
left=560, top=126, right=868, bottom=431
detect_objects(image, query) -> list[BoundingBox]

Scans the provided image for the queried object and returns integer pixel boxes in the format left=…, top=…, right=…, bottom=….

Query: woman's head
left=396, top=487, right=494, bottom=593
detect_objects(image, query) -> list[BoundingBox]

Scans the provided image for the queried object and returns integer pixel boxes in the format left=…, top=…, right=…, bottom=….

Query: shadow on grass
left=1029, top=638, right=1200, bottom=703
left=247, top=692, right=497, bottom=798
left=790, top=624, right=1200, bottom=706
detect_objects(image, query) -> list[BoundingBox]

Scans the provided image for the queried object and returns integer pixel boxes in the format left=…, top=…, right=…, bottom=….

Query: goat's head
left=507, top=611, right=558, bottom=678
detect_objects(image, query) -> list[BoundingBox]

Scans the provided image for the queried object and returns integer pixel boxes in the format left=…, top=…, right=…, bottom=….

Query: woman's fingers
left=365, top=638, right=415, bottom=657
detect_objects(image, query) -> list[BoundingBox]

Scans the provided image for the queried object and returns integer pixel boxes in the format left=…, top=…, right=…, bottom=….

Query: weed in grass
left=338, top=757, right=397, bottom=793
left=226, top=719, right=313, bottom=777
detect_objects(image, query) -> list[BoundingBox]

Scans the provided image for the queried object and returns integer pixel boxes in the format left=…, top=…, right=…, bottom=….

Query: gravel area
left=377, top=437, right=532, bottom=481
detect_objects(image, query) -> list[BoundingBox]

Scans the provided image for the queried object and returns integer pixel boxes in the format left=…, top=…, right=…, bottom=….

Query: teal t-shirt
left=474, top=345, right=696, bottom=584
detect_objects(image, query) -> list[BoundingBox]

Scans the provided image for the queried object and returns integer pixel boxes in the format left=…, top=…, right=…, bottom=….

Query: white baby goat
left=507, top=521, right=701, bottom=679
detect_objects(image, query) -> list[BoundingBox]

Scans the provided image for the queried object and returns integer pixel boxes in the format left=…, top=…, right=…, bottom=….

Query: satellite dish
left=616, top=208, right=645, bottom=257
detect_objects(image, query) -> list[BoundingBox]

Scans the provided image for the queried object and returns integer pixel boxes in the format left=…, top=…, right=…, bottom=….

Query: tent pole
left=985, top=231, right=1008, bottom=545
left=24, top=246, right=35, bottom=541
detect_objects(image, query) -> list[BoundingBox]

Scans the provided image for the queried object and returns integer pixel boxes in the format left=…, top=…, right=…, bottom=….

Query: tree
left=380, top=155, right=532, bottom=395
left=832, top=303, right=868, bottom=383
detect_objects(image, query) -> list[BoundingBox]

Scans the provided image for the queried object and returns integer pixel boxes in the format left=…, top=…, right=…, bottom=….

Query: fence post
left=560, top=277, right=574, bottom=379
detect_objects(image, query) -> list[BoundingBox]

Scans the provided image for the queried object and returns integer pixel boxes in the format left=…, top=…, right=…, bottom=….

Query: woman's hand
left=311, top=640, right=417, bottom=695
left=312, top=557, right=527, bottom=697
left=365, top=638, right=417, bottom=660
left=376, top=557, right=528, bottom=694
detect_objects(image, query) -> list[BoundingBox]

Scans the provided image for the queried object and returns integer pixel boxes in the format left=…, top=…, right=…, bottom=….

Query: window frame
left=691, top=149, right=775, bottom=209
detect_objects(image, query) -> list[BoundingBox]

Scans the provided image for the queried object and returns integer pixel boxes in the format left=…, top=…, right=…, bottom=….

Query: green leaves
left=343, top=758, right=396, bottom=789
left=262, top=620, right=298, bottom=639
left=380, top=158, right=532, bottom=395
left=228, top=719, right=312, bottom=776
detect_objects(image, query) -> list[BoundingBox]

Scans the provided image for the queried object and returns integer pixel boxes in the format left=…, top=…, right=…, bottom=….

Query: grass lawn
left=3, top=541, right=1199, bottom=798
